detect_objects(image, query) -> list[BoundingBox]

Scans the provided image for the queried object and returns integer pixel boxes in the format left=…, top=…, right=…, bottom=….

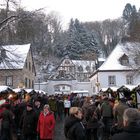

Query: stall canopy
left=117, top=85, right=136, bottom=92
left=117, top=85, right=136, bottom=98
left=24, top=89, right=36, bottom=95
left=13, top=88, right=27, bottom=94
left=0, top=86, right=14, bottom=94
left=35, top=90, right=46, bottom=95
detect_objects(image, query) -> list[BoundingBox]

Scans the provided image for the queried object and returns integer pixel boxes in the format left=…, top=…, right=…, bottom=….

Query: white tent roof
left=100, top=88, right=108, bottom=92
left=0, top=44, right=30, bottom=69
left=0, top=86, right=12, bottom=92
left=109, top=86, right=119, bottom=92
left=25, top=89, right=34, bottom=93
left=121, top=85, right=137, bottom=91
left=35, top=90, right=46, bottom=94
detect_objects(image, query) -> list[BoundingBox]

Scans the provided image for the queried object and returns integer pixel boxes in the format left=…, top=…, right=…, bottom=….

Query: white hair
left=123, top=108, right=140, bottom=124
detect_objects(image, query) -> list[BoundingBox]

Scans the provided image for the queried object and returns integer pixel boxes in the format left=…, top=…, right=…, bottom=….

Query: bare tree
left=84, top=18, right=125, bottom=57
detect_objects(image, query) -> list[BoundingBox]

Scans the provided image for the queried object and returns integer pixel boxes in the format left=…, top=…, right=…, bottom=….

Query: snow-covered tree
left=64, top=18, right=98, bottom=60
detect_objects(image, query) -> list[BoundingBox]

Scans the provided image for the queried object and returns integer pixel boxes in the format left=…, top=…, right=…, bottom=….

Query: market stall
left=0, top=86, right=17, bottom=100
left=117, top=85, right=137, bottom=107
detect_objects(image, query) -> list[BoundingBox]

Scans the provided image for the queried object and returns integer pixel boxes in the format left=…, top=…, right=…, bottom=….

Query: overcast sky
left=21, top=0, right=140, bottom=27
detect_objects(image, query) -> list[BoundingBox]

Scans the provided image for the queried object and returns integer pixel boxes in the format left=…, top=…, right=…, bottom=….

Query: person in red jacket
left=37, top=104, right=55, bottom=140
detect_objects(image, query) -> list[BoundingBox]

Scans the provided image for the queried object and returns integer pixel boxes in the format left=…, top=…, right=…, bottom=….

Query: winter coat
left=48, top=99, right=57, bottom=112
left=37, top=112, right=55, bottom=139
left=57, top=100, right=64, bottom=114
left=85, top=104, right=99, bottom=129
left=112, top=122, right=140, bottom=140
left=64, top=115, right=86, bottom=140
left=0, top=109, right=13, bottom=130
left=20, top=109, right=37, bottom=135
left=34, top=105, right=43, bottom=119
left=101, top=100, right=113, bottom=118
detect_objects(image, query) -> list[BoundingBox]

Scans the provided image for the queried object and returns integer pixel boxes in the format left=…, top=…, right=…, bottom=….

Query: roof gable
left=98, top=43, right=135, bottom=71
left=0, top=44, right=30, bottom=69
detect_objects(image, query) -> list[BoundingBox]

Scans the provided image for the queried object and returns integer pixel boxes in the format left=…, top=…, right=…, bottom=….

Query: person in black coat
left=0, top=103, right=14, bottom=140
left=112, top=108, right=140, bottom=140
left=85, top=103, right=99, bottom=140
left=64, top=107, right=86, bottom=140
left=20, top=102, right=37, bottom=140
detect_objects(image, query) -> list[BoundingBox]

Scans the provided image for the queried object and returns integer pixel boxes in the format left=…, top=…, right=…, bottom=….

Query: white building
left=90, top=42, right=140, bottom=94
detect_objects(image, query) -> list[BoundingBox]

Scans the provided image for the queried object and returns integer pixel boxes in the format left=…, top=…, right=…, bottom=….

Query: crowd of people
left=0, top=92, right=140, bottom=140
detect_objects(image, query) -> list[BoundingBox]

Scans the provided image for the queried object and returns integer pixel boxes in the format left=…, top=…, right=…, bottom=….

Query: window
left=32, top=65, right=34, bottom=73
left=126, top=75, right=133, bottom=85
left=59, top=70, right=66, bottom=77
left=32, top=80, right=34, bottom=88
left=65, top=60, right=70, bottom=64
left=25, top=77, right=28, bottom=88
left=6, top=76, right=13, bottom=86
left=108, top=76, right=116, bottom=86
left=29, top=79, right=31, bottom=88
left=121, top=59, right=129, bottom=65
left=29, top=62, right=31, bottom=71
left=25, top=60, right=28, bottom=69
left=78, top=66, right=83, bottom=72
left=119, top=54, right=129, bottom=66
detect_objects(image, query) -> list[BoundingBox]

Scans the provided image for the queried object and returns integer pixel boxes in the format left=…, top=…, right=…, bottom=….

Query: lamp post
left=38, top=78, right=40, bottom=90
left=37, top=73, right=41, bottom=91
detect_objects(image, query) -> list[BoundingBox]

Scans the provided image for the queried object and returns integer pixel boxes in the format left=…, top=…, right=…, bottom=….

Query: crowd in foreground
left=0, top=93, right=140, bottom=140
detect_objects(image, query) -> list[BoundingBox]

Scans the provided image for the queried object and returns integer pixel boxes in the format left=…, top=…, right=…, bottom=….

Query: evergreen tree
left=122, top=3, right=140, bottom=42
left=65, top=18, right=98, bottom=60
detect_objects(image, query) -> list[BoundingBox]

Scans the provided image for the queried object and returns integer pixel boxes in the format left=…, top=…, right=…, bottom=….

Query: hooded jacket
left=37, top=111, right=55, bottom=139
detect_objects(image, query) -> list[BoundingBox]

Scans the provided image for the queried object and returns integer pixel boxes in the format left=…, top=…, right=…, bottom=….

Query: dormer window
left=78, top=65, right=83, bottom=72
left=65, top=60, right=70, bottom=64
left=119, top=54, right=129, bottom=66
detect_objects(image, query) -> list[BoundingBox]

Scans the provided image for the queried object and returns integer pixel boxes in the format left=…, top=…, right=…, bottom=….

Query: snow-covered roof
left=0, top=86, right=13, bottom=92
left=98, top=58, right=106, bottom=62
left=0, top=44, right=30, bottom=69
left=99, top=43, right=135, bottom=71
left=72, top=60, right=95, bottom=72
